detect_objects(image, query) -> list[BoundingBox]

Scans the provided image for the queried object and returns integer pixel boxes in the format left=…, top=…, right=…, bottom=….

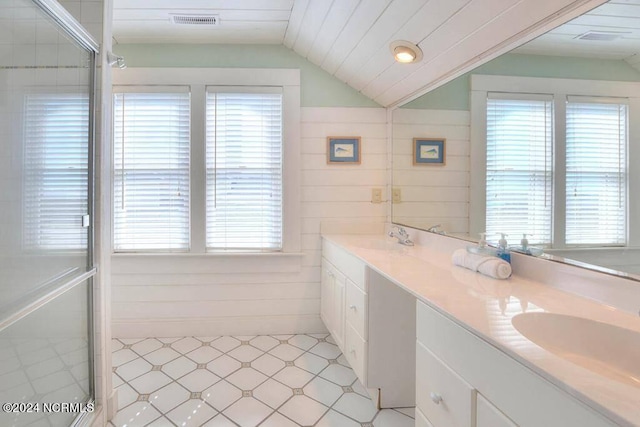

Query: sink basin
left=512, top=312, right=640, bottom=388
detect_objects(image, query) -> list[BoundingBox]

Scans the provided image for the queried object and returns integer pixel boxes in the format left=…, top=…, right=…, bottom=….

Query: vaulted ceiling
left=513, top=0, right=640, bottom=72
left=112, top=0, right=608, bottom=107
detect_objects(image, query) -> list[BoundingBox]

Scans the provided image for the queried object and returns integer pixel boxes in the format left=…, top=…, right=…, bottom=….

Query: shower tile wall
left=57, top=0, right=103, bottom=40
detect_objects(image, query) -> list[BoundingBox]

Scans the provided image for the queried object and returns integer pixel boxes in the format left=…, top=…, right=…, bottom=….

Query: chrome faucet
left=388, top=226, right=414, bottom=246
left=427, top=224, right=446, bottom=235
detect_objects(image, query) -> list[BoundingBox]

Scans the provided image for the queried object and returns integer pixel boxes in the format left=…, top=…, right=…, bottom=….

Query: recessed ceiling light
left=390, top=40, right=423, bottom=64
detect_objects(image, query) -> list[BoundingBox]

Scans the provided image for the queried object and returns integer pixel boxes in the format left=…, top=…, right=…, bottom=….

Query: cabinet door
left=332, top=272, right=346, bottom=350
left=477, top=394, right=517, bottom=427
left=320, top=259, right=334, bottom=331
left=416, top=341, right=475, bottom=427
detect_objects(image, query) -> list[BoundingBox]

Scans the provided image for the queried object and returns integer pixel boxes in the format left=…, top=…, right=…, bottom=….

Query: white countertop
left=322, top=233, right=640, bottom=427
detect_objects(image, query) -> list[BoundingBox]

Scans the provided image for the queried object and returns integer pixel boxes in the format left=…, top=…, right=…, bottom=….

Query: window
left=471, top=75, right=630, bottom=248
left=24, top=93, right=89, bottom=251
left=565, top=98, right=627, bottom=245
left=112, top=69, right=299, bottom=254
left=113, top=90, right=191, bottom=252
left=206, top=89, right=283, bottom=251
left=486, top=95, right=553, bottom=245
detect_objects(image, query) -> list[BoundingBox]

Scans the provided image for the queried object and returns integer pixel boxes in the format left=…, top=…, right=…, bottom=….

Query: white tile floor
left=0, top=337, right=91, bottom=427
left=110, top=334, right=414, bottom=427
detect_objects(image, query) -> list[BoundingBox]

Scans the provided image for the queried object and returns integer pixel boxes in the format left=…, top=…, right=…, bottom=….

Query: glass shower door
left=0, top=0, right=97, bottom=425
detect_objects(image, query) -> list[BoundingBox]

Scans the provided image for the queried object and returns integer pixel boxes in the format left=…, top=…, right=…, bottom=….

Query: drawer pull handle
left=430, top=392, right=443, bottom=405
left=349, top=305, right=357, bottom=310
left=328, top=272, right=335, bottom=278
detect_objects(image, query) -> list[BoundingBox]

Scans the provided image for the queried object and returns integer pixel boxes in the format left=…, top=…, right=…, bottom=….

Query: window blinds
left=565, top=99, right=627, bottom=245
left=24, top=93, right=89, bottom=251
left=113, top=91, right=191, bottom=252
left=486, top=95, right=553, bottom=245
left=205, top=89, right=283, bottom=251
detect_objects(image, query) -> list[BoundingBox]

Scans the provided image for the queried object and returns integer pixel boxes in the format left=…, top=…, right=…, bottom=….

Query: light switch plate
left=372, top=188, right=382, bottom=203
left=392, top=188, right=402, bottom=203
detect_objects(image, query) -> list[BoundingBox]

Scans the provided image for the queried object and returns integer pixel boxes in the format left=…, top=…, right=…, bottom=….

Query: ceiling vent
left=575, top=31, right=628, bottom=41
left=170, top=14, right=220, bottom=26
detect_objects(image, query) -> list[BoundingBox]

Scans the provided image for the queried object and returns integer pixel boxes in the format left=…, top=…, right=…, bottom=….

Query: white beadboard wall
left=392, top=109, right=470, bottom=234
left=111, top=107, right=387, bottom=338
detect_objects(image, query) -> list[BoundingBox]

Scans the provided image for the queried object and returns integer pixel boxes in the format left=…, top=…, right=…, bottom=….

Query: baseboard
left=89, top=406, right=104, bottom=427
left=112, top=314, right=327, bottom=338
left=107, top=388, right=118, bottom=421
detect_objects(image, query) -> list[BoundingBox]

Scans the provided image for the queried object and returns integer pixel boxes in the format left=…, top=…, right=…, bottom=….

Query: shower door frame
left=1, top=1, right=100, bottom=426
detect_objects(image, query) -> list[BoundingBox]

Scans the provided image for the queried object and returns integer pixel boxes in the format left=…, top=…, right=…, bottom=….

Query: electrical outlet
left=371, top=188, right=382, bottom=203
left=392, top=188, right=402, bottom=203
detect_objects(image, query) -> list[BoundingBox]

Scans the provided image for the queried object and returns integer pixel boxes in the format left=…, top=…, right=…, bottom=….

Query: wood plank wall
left=111, top=107, right=388, bottom=338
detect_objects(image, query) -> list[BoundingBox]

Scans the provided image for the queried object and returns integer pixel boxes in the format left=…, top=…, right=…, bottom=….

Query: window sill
left=110, top=252, right=304, bottom=275
left=112, top=251, right=304, bottom=258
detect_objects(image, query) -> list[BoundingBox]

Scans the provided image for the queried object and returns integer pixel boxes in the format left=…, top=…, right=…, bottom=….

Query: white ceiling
left=112, top=0, right=295, bottom=44
left=112, top=0, right=607, bottom=107
left=514, top=0, right=640, bottom=69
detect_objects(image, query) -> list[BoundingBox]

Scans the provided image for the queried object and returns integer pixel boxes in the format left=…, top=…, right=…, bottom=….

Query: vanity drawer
left=416, top=341, right=475, bottom=427
left=345, top=323, right=367, bottom=385
left=345, top=278, right=367, bottom=339
left=322, top=239, right=366, bottom=291
left=477, top=394, right=517, bottom=427
left=416, top=407, right=435, bottom=427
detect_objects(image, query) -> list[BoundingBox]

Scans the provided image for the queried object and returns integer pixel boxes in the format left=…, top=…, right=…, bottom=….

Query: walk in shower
left=0, top=0, right=98, bottom=425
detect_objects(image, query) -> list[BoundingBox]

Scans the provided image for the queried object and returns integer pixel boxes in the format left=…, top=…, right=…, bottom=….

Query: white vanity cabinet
left=416, top=301, right=616, bottom=427
left=322, top=238, right=416, bottom=408
left=320, top=259, right=346, bottom=349
left=321, top=240, right=368, bottom=375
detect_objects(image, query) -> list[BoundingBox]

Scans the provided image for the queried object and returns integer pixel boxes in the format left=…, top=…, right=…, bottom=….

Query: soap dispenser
left=511, top=233, right=543, bottom=256
left=467, top=232, right=498, bottom=256
left=520, top=233, right=529, bottom=254
left=497, top=233, right=511, bottom=263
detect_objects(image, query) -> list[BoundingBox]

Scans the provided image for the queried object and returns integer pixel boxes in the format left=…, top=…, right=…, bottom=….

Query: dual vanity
left=320, top=231, right=640, bottom=427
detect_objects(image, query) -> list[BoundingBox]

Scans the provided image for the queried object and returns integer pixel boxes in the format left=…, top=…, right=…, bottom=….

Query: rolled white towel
left=451, top=249, right=512, bottom=279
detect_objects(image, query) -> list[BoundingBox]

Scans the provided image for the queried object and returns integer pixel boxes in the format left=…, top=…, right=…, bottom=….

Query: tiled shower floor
left=110, top=334, right=414, bottom=427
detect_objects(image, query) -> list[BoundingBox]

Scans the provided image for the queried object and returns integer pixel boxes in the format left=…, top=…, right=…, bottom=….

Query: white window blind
left=565, top=98, right=627, bottom=245
left=24, top=92, right=89, bottom=251
left=113, top=90, right=191, bottom=252
left=486, top=95, right=553, bottom=245
left=205, top=89, right=283, bottom=251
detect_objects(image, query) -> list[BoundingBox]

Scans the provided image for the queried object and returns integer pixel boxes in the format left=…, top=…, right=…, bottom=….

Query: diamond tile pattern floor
left=110, top=334, right=414, bottom=426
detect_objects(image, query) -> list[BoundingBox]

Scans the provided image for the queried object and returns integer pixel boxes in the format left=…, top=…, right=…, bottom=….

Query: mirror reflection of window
left=485, top=94, right=628, bottom=248
left=23, top=92, right=89, bottom=251
left=486, top=95, right=553, bottom=246
left=565, top=100, right=627, bottom=246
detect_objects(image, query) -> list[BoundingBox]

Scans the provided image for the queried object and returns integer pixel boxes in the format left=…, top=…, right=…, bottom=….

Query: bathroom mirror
left=391, top=0, right=640, bottom=279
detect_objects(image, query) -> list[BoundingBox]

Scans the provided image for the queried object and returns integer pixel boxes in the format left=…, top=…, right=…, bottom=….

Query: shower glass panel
left=0, top=0, right=92, bottom=318
left=0, top=0, right=97, bottom=426
left=0, top=279, right=92, bottom=427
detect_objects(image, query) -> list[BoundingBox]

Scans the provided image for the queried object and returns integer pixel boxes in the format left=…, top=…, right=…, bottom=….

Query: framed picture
left=413, top=138, right=446, bottom=165
left=327, top=137, right=361, bottom=164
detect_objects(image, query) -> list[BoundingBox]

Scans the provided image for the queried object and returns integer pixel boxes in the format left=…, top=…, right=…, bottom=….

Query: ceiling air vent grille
left=575, top=31, right=628, bottom=41
left=170, top=14, right=220, bottom=26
